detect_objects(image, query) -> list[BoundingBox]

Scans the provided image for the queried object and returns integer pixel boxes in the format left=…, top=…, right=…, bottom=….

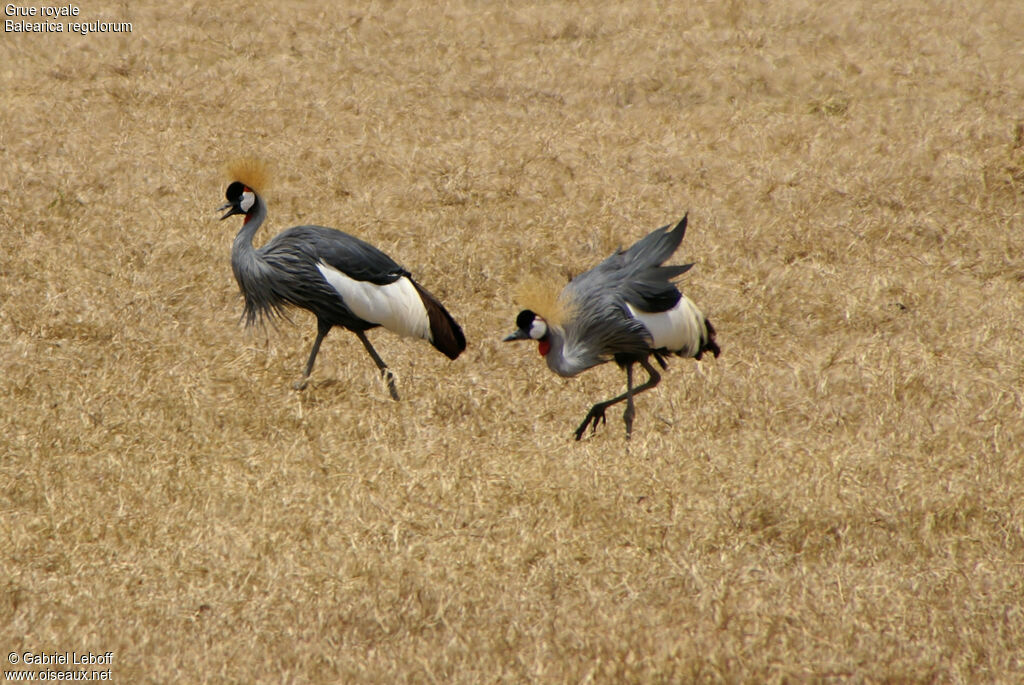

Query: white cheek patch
left=240, top=191, right=255, bottom=212
left=316, top=262, right=430, bottom=340
left=529, top=318, right=547, bottom=340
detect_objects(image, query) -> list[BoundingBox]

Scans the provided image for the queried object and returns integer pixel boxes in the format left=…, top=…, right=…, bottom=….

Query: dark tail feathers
left=694, top=318, right=721, bottom=361
left=412, top=280, right=466, bottom=360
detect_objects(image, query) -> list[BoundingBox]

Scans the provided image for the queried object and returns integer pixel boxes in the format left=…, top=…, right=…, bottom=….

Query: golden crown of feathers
left=514, top=275, right=578, bottom=327
left=225, top=157, right=271, bottom=193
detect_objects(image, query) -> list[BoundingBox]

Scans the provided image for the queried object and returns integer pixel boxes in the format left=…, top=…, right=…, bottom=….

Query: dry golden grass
left=2, top=0, right=1024, bottom=681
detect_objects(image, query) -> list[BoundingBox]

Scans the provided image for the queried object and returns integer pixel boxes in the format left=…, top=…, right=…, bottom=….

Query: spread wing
left=558, top=215, right=695, bottom=363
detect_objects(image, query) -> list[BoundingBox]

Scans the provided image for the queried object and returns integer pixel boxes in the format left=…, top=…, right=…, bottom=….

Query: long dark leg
left=294, top=319, right=331, bottom=390
left=623, top=363, right=636, bottom=440
left=354, top=330, right=400, bottom=401
left=575, top=359, right=662, bottom=440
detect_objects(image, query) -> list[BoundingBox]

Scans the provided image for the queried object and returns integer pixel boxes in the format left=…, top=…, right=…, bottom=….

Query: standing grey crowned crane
left=503, top=214, right=719, bottom=440
left=217, top=160, right=466, bottom=399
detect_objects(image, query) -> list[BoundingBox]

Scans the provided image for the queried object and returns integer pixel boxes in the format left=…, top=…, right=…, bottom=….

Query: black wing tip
left=439, top=320, right=467, bottom=360
left=669, top=213, right=688, bottom=238
left=696, top=318, right=721, bottom=360
left=412, top=279, right=467, bottom=360
left=662, top=262, right=695, bottom=279
left=699, top=339, right=721, bottom=360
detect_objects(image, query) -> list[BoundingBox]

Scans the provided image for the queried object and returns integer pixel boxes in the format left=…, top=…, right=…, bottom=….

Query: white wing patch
left=627, top=297, right=706, bottom=356
left=316, top=262, right=431, bottom=340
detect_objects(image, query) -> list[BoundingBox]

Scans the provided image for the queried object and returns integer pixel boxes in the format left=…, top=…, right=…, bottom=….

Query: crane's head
left=218, top=158, right=269, bottom=221
left=503, top=310, right=551, bottom=356
left=218, top=181, right=258, bottom=220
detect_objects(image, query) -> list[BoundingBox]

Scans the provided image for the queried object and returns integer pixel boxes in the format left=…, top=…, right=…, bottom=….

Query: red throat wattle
left=538, top=339, right=550, bottom=356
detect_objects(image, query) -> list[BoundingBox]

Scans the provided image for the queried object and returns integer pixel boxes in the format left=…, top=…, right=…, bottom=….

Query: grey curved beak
left=503, top=329, right=529, bottom=342
left=217, top=202, right=241, bottom=220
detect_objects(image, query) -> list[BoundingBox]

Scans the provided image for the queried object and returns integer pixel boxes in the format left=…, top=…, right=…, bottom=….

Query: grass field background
left=2, top=1, right=1023, bottom=681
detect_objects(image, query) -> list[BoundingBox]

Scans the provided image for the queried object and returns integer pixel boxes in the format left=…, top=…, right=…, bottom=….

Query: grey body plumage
left=504, top=214, right=719, bottom=440
left=220, top=180, right=465, bottom=399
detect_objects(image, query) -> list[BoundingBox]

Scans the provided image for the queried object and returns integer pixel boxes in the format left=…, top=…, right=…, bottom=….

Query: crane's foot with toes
left=575, top=405, right=609, bottom=440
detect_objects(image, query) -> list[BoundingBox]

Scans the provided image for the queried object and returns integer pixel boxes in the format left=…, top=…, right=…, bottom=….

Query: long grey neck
left=229, top=196, right=274, bottom=326
left=231, top=196, right=268, bottom=264
left=543, top=325, right=582, bottom=378
left=543, top=324, right=606, bottom=377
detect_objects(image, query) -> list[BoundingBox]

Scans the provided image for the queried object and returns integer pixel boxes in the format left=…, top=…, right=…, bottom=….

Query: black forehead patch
left=225, top=181, right=245, bottom=201
left=515, top=309, right=536, bottom=330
